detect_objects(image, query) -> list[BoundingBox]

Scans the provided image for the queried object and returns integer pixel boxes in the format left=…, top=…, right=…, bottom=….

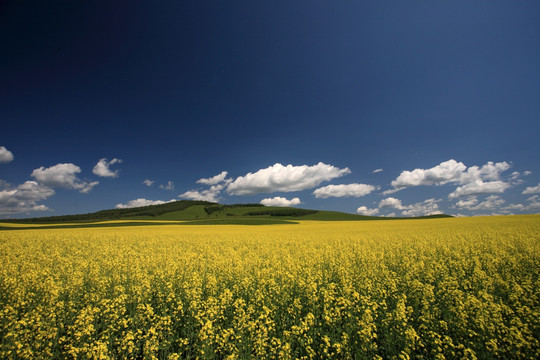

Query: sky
left=1, top=1, right=540, bottom=218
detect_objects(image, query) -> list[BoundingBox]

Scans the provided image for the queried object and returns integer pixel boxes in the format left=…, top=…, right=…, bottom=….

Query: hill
left=1, top=200, right=452, bottom=229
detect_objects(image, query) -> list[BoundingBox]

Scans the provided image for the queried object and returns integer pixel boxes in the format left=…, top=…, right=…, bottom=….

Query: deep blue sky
left=1, top=1, right=539, bottom=218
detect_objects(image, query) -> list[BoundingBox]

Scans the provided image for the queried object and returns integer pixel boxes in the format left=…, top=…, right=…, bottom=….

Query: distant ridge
left=2, top=200, right=453, bottom=224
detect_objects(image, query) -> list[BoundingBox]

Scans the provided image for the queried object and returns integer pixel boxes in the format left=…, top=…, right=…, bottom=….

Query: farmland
left=0, top=215, right=539, bottom=359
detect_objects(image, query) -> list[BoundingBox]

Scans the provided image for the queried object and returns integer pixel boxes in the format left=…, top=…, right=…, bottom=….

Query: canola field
left=0, top=216, right=539, bottom=359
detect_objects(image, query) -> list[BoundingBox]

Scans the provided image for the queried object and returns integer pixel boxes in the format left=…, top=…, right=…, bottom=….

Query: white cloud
left=391, top=159, right=466, bottom=189
left=401, top=199, right=442, bottom=217
left=372, top=168, right=383, bottom=173
left=0, top=146, right=14, bottom=163
left=31, top=163, right=99, bottom=193
left=527, top=195, right=539, bottom=202
left=512, top=195, right=540, bottom=212
left=448, top=180, right=510, bottom=199
left=523, top=171, right=533, bottom=176
left=0, top=181, right=54, bottom=215
left=227, top=162, right=351, bottom=195
left=356, top=206, right=379, bottom=216
left=381, top=188, right=400, bottom=195
left=79, top=181, right=100, bottom=194
left=388, top=159, right=513, bottom=198
left=93, top=158, right=122, bottom=178
left=179, top=183, right=225, bottom=203
left=453, top=195, right=505, bottom=212
left=180, top=172, right=232, bottom=202
left=313, top=183, right=376, bottom=198
left=379, top=197, right=405, bottom=209
left=260, top=196, right=301, bottom=207
left=502, top=203, right=525, bottom=211
left=524, top=199, right=540, bottom=212
left=452, top=193, right=539, bottom=214
left=197, top=171, right=229, bottom=185
left=115, top=198, right=174, bottom=209
left=159, top=181, right=175, bottom=191
left=510, top=171, right=521, bottom=180
left=143, top=179, right=154, bottom=187
left=378, top=197, right=441, bottom=217
left=522, top=182, right=540, bottom=195
left=453, top=196, right=479, bottom=209
left=458, top=161, right=510, bottom=184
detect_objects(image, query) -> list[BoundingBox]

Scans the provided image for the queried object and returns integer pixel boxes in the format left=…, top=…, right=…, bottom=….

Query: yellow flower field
left=1, top=216, right=539, bottom=359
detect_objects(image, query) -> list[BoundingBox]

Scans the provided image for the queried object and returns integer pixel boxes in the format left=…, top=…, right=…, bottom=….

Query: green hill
left=1, top=200, right=453, bottom=229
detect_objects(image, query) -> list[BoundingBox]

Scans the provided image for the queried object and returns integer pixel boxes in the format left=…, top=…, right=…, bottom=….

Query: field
left=0, top=216, right=539, bottom=359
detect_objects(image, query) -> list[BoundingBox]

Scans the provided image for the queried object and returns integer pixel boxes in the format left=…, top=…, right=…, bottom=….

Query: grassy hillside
left=1, top=200, right=453, bottom=228
left=3, top=200, right=217, bottom=223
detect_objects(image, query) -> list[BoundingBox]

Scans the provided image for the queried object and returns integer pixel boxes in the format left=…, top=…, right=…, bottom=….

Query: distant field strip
left=0, top=216, right=539, bottom=359
left=0, top=218, right=298, bottom=230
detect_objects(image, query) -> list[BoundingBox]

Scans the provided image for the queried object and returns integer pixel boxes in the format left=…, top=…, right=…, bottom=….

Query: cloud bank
left=227, top=162, right=350, bottom=195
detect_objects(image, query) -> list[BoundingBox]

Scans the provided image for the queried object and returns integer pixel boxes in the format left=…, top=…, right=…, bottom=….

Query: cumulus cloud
left=197, top=171, right=229, bottom=185
left=448, top=180, right=510, bottom=199
left=522, top=182, right=540, bottom=195
left=379, top=197, right=442, bottom=217
left=159, top=181, right=175, bottom=191
left=453, top=196, right=479, bottom=210
left=356, top=206, right=379, bottom=216
left=0, top=146, right=14, bottom=163
left=313, top=183, right=376, bottom=198
left=0, top=181, right=54, bottom=215
left=390, top=160, right=466, bottom=190
left=31, top=163, right=99, bottom=193
left=227, top=162, right=350, bottom=196
left=260, top=196, right=301, bottom=207
left=93, top=158, right=122, bottom=178
left=453, top=195, right=505, bottom=212
left=452, top=193, right=539, bottom=214
left=115, top=198, right=174, bottom=209
left=372, top=168, right=383, bottom=173
left=143, top=179, right=154, bottom=187
left=379, top=197, right=405, bottom=209
left=523, top=196, right=540, bottom=212
left=180, top=172, right=232, bottom=202
left=387, top=159, right=513, bottom=198
left=458, top=161, right=510, bottom=184
left=179, top=184, right=225, bottom=202
left=505, top=195, right=540, bottom=213
left=400, top=200, right=442, bottom=217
